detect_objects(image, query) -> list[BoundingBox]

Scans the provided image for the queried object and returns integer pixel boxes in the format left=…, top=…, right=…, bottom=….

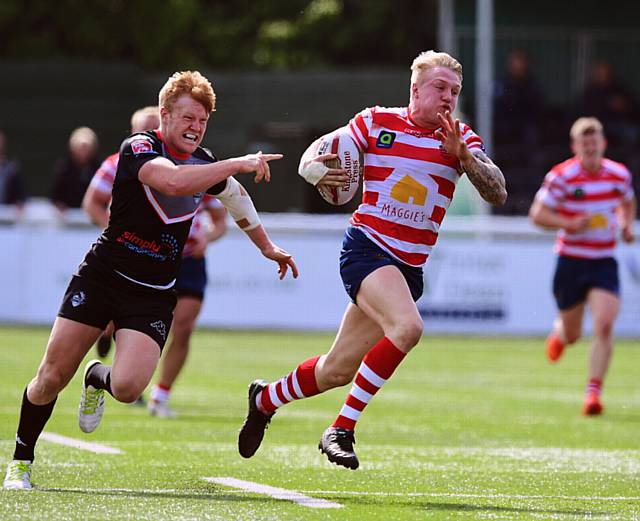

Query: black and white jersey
left=88, top=130, right=223, bottom=288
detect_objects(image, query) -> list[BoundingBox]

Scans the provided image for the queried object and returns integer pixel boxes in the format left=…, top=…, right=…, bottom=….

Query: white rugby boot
left=148, top=400, right=177, bottom=418
left=3, top=460, right=33, bottom=490
left=78, top=359, right=105, bottom=433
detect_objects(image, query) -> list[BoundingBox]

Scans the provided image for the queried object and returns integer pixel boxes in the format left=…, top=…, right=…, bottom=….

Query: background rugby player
left=529, top=117, right=636, bottom=416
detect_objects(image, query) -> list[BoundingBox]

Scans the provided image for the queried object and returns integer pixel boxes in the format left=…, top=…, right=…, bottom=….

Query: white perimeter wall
left=2, top=211, right=640, bottom=337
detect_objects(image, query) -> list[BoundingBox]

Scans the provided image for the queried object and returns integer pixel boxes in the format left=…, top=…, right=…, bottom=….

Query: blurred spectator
left=0, top=130, right=27, bottom=209
left=493, top=49, right=545, bottom=146
left=50, top=126, right=100, bottom=211
left=579, top=60, right=640, bottom=146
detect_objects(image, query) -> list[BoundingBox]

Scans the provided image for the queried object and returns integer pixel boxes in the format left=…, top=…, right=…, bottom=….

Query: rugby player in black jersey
left=3, top=70, right=297, bottom=490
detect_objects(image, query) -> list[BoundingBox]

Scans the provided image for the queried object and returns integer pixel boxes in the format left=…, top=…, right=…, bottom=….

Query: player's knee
left=110, top=381, right=144, bottom=403
left=593, top=320, right=614, bottom=341
left=34, top=366, right=68, bottom=398
left=390, top=319, right=423, bottom=350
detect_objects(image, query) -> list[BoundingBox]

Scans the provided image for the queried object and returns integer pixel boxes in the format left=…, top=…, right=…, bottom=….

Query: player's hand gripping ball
left=315, top=131, right=363, bottom=205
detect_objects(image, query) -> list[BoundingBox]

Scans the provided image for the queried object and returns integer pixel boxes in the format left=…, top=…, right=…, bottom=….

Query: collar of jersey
left=154, top=130, right=191, bottom=160
left=406, top=106, right=441, bottom=136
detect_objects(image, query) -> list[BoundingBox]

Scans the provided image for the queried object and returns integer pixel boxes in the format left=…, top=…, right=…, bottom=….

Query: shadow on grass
left=38, top=487, right=614, bottom=517
left=327, top=495, right=614, bottom=517
left=418, top=500, right=611, bottom=517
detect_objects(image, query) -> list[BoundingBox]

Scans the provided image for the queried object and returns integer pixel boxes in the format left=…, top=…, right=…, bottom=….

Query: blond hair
left=570, top=117, right=603, bottom=140
left=130, top=106, right=159, bottom=133
left=69, top=126, right=98, bottom=150
left=411, top=50, right=463, bottom=84
left=158, top=71, right=216, bottom=114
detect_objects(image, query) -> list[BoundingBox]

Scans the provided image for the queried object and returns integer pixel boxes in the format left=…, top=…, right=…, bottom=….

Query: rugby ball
left=314, top=131, right=363, bottom=206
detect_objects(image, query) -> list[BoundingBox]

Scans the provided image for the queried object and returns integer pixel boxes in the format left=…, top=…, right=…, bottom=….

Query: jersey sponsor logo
left=150, top=320, right=167, bottom=340
left=380, top=203, right=429, bottom=223
left=390, top=175, right=428, bottom=206
left=376, top=131, right=396, bottom=149
left=71, top=291, right=86, bottom=308
left=589, top=213, right=608, bottom=229
left=116, top=231, right=179, bottom=261
left=131, top=139, right=154, bottom=155
left=404, top=127, right=433, bottom=138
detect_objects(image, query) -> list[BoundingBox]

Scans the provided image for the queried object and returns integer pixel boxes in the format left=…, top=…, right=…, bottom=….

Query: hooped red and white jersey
left=89, top=152, right=119, bottom=195
left=346, top=106, right=484, bottom=266
left=182, top=195, right=223, bottom=258
left=88, top=151, right=222, bottom=259
left=535, top=157, right=635, bottom=259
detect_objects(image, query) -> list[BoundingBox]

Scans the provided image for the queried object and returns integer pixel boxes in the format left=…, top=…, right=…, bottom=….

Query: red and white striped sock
left=586, top=378, right=602, bottom=397
left=151, top=383, right=171, bottom=404
left=256, top=355, right=321, bottom=414
left=332, top=337, right=406, bottom=431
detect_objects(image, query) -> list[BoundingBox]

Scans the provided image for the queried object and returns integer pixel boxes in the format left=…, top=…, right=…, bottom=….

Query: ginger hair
left=158, top=71, right=216, bottom=114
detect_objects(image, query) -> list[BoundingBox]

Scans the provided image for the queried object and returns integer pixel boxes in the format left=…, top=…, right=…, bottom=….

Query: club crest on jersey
left=573, top=188, right=585, bottom=199
left=376, top=131, right=396, bottom=149
left=131, top=139, right=154, bottom=155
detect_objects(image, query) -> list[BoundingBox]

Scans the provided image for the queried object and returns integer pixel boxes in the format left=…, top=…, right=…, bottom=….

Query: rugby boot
left=78, top=360, right=105, bottom=433
left=3, top=460, right=32, bottom=490
left=148, top=400, right=177, bottom=418
left=238, top=379, right=274, bottom=458
left=319, top=426, right=359, bottom=470
left=545, top=333, right=566, bottom=363
left=582, top=392, right=603, bottom=416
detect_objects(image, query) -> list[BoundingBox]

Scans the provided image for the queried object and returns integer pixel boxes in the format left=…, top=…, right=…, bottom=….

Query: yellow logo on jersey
left=391, top=176, right=428, bottom=206
left=589, top=214, right=608, bottom=229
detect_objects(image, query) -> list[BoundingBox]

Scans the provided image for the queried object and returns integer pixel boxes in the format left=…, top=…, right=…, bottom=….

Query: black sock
left=86, top=362, right=113, bottom=396
left=13, top=388, right=57, bottom=461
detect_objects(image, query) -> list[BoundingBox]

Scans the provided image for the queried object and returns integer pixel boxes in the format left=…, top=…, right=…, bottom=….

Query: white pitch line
left=41, top=432, right=123, bottom=454
left=204, top=477, right=343, bottom=509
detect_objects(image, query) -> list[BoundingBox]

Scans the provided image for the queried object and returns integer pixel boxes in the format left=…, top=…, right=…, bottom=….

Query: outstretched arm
left=435, top=111, right=507, bottom=206
left=139, top=152, right=283, bottom=197
left=214, top=177, right=298, bottom=279
left=244, top=225, right=299, bottom=280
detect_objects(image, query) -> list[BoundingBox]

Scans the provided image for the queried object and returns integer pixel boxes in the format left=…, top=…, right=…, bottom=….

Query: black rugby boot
left=238, top=380, right=274, bottom=458
left=318, top=426, right=359, bottom=469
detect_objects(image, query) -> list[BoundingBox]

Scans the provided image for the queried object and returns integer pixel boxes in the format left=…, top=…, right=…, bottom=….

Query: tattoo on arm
left=461, top=150, right=508, bottom=206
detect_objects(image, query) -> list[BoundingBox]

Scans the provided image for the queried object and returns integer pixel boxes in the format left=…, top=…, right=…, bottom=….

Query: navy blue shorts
left=175, top=256, right=207, bottom=300
left=339, top=226, right=424, bottom=304
left=553, top=256, right=619, bottom=310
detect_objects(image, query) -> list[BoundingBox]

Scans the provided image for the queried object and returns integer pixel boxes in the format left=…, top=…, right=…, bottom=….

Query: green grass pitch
left=1, top=326, right=639, bottom=520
